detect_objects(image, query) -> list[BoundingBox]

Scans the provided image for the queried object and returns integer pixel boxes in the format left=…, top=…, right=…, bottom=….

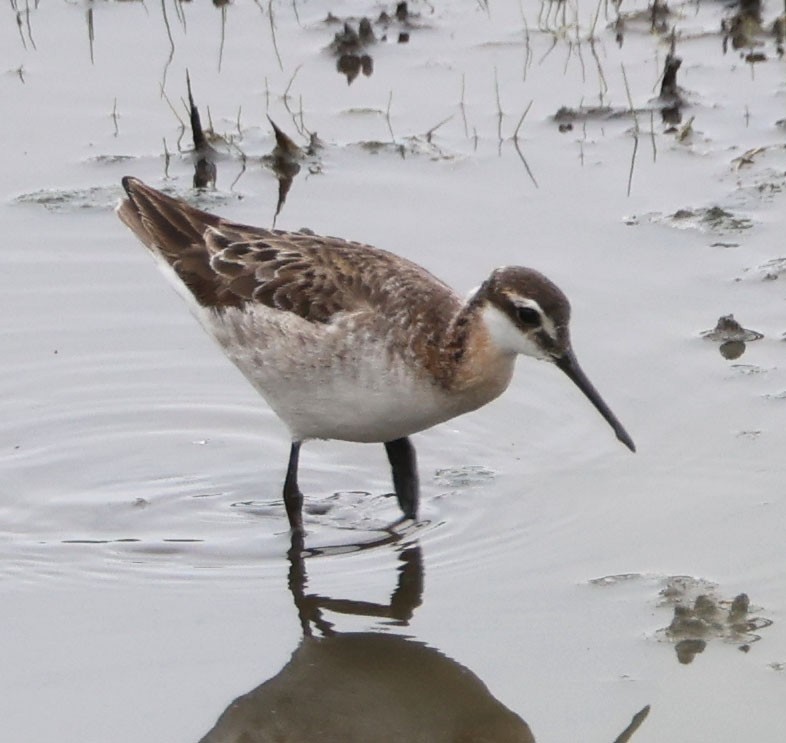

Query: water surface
left=2, top=1, right=786, bottom=741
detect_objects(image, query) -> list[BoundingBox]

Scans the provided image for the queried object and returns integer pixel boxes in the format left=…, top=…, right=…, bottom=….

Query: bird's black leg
left=384, top=437, right=419, bottom=520
left=284, top=441, right=304, bottom=532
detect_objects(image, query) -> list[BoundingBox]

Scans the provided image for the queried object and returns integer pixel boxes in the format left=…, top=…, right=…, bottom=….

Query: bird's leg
left=283, top=441, right=304, bottom=532
left=384, top=437, right=419, bottom=520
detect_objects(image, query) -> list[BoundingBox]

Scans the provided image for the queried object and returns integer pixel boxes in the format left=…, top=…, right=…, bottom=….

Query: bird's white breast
left=202, top=304, right=462, bottom=443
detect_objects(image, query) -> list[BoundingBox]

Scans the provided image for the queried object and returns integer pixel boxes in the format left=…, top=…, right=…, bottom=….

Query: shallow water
left=2, top=1, right=786, bottom=741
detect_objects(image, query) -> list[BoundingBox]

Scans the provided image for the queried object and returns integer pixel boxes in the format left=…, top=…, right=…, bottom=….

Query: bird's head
left=476, top=266, right=636, bottom=452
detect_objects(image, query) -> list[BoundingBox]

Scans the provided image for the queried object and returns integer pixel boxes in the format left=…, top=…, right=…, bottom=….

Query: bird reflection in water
left=197, top=532, right=535, bottom=743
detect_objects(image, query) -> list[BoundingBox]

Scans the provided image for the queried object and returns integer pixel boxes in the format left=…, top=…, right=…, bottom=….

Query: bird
left=117, top=177, right=635, bottom=532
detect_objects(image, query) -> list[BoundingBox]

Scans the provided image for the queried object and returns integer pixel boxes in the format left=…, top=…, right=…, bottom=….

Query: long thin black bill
left=555, top=351, right=636, bottom=452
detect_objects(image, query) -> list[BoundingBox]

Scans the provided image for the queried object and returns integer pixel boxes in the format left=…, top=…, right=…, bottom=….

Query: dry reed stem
left=512, top=101, right=538, bottom=188
left=291, top=94, right=310, bottom=139
left=160, top=0, right=176, bottom=91
left=15, top=11, right=27, bottom=50
left=385, top=91, right=396, bottom=143
left=539, top=34, right=558, bottom=65
left=572, top=38, right=588, bottom=83
left=162, top=138, right=171, bottom=178
left=459, top=74, right=469, bottom=138
left=520, top=6, right=533, bottom=81
left=230, top=155, right=247, bottom=192
left=494, top=67, right=503, bottom=152
left=111, top=98, right=119, bottom=137
left=173, top=0, right=187, bottom=29
left=282, top=65, right=302, bottom=128
left=87, top=7, right=95, bottom=64
left=291, top=0, right=302, bottom=27
left=160, top=83, right=187, bottom=154
left=620, top=62, right=640, bottom=197
left=268, top=0, right=284, bottom=72
left=218, top=4, right=227, bottom=73
left=589, top=39, right=608, bottom=105
left=16, top=3, right=36, bottom=50
left=424, top=115, right=454, bottom=144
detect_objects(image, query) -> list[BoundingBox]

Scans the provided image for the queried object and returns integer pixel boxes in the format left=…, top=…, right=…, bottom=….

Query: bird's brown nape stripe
left=437, top=285, right=488, bottom=384
left=485, top=266, right=571, bottom=332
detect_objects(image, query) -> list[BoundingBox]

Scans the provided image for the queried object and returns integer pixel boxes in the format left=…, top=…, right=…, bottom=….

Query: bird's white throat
left=480, top=302, right=549, bottom=359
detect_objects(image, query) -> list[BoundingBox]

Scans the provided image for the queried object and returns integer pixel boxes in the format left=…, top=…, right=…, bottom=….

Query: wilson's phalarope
left=118, top=177, right=635, bottom=531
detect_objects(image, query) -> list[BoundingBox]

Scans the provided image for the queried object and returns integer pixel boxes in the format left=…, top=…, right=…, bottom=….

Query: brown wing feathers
left=119, top=177, right=458, bottom=327
left=119, top=177, right=247, bottom=308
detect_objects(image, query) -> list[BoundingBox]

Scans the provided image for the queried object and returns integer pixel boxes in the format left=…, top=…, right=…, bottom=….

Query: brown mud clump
left=327, top=3, right=419, bottom=84
left=659, top=578, right=772, bottom=664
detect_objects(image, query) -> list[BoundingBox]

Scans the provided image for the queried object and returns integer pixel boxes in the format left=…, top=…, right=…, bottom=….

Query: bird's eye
left=515, top=306, right=541, bottom=326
